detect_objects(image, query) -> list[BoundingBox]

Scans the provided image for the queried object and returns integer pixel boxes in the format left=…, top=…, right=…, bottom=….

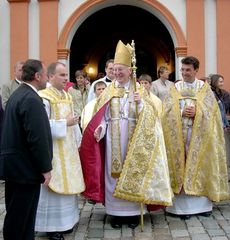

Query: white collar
left=23, top=82, right=38, bottom=93
left=115, top=79, right=130, bottom=90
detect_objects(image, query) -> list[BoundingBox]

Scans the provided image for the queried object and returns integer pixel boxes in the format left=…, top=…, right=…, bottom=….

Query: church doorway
left=69, top=5, right=175, bottom=83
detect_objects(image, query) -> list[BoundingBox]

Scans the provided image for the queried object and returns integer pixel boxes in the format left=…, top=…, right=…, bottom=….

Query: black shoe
left=59, top=228, right=73, bottom=234
left=199, top=211, right=212, bottom=217
left=180, top=214, right=191, bottom=220
left=166, top=212, right=191, bottom=220
left=110, top=216, right=122, bottom=229
left=166, top=212, right=180, bottom=218
left=127, top=216, right=140, bottom=229
left=47, top=232, right=65, bottom=240
left=87, top=199, right=96, bottom=205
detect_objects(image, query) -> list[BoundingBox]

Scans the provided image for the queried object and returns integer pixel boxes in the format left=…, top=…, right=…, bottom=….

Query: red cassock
left=79, top=102, right=108, bottom=204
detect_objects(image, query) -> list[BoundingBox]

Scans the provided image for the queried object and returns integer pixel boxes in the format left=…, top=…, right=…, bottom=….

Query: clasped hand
left=183, top=106, right=196, bottom=118
left=133, top=91, right=141, bottom=104
left=94, top=126, right=102, bottom=142
left=66, top=113, right=79, bottom=126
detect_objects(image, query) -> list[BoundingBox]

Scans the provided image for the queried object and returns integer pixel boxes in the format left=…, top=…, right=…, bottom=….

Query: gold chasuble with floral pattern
left=93, top=81, right=173, bottom=206
left=162, top=81, right=229, bottom=201
left=39, top=87, right=85, bottom=195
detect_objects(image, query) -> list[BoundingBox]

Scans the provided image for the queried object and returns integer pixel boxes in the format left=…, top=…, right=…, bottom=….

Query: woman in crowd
left=210, top=74, right=229, bottom=130
left=68, top=70, right=89, bottom=119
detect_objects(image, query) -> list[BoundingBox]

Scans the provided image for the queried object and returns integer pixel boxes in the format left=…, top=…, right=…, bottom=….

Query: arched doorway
left=69, top=5, right=175, bottom=83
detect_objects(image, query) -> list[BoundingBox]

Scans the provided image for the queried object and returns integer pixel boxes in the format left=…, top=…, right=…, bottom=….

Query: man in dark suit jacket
left=0, top=59, right=53, bottom=240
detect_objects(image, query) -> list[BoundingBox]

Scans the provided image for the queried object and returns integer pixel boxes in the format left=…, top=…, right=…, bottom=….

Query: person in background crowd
left=87, top=59, right=115, bottom=103
left=138, top=73, right=162, bottom=117
left=0, top=59, right=53, bottom=240
left=96, top=72, right=105, bottom=79
left=2, top=61, right=24, bottom=109
left=68, top=70, right=89, bottom=119
left=80, top=40, right=173, bottom=229
left=35, top=62, right=85, bottom=240
left=151, top=65, right=173, bottom=101
left=0, top=94, right=3, bottom=150
left=206, top=73, right=230, bottom=114
left=81, top=80, right=107, bottom=132
left=162, top=56, right=229, bottom=220
left=210, top=74, right=229, bottom=130
left=85, top=74, right=91, bottom=89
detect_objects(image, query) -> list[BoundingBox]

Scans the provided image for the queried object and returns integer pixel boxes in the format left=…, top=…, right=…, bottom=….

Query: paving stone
left=78, top=216, right=90, bottom=225
left=201, top=219, right=220, bottom=229
left=80, top=211, right=92, bottom=218
left=207, top=228, right=225, bottom=236
left=74, top=232, right=86, bottom=240
left=85, top=238, right=103, bottom=240
left=186, top=218, right=203, bottom=227
left=169, top=221, right=187, bottom=230
left=171, top=229, right=189, bottom=238
left=87, top=228, right=104, bottom=238
left=104, top=222, right=116, bottom=230
left=187, top=226, right=206, bottom=234
left=153, top=233, right=172, bottom=240
left=91, top=213, right=105, bottom=221
left=211, top=237, right=229, bottom=240
left=216, top=220, right=229, bottom=227
left=134, top=231, right=153, bottom=238
left=191, top=233, right=210, bottom=240
left=89, top=220, right=104, bottom=228
left=76, top=224, right=88, bottom=232
left=121, top=227, right=133, bottom=237
left=0, top=182, right=229, bottom=240
left=104, top=229, right=121, bottom=238
left=83, top=205, right=94, bottom=211
left=103, top=238, right=120, bottom=240
left=120, top=238, right=134, bottom=240
left=221, top=225, right=230, bottom=234
left=153, top=227, right=170, bottom=235
left=173, top=238, right=190, bottom=240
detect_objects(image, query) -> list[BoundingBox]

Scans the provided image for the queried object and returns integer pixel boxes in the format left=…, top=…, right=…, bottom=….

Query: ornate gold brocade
left=94, top=82, right=173, bottom=205
left=110, top=93, right=136, bottom=177
left=110, top=97, right=123, bottom=177
left=162, top=82, right=230, bottom=201
left=39, top=87, right=85, bottom=195
left=113, top=92, right=173, bottom=205
left=94, top=81, right=137, bottom=178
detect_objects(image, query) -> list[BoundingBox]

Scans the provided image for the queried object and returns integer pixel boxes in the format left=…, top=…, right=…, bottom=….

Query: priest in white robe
left=162, top=56, right=229, bottom=220
left=35, top=62, right=85, bottom=240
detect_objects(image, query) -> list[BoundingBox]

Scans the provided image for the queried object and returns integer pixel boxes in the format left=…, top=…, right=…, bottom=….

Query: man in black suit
left=0, top=59, right=53, bottom=240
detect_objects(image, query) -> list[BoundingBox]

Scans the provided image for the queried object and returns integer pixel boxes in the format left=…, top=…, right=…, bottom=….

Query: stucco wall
left=0, top=1, right=10, bottom=92
left=1, top=0, right=228, bottom=91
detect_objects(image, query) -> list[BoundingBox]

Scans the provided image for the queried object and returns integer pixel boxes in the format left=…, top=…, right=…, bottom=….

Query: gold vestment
left=39, top=87, right=85, bottom=194
left=94, top=81, right=173, bottom=206
left=162, top=82, right=229, bottom=201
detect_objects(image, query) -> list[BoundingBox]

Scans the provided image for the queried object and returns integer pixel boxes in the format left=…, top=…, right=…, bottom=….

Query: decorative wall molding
left=57, top=48, right=71, bottom=60
left=175, top=47, right=187, bottom=57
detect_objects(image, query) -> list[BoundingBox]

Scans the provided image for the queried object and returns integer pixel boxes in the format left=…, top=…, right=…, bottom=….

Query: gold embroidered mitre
left=114, top=40, right=133, bottom=67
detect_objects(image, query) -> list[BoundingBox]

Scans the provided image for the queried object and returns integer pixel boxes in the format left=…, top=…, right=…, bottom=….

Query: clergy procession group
left=0, top=40, right=229, bottom=240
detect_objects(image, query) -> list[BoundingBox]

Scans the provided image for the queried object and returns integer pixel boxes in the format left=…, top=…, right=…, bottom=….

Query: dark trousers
left=3, top=181, right=40, bottom=240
